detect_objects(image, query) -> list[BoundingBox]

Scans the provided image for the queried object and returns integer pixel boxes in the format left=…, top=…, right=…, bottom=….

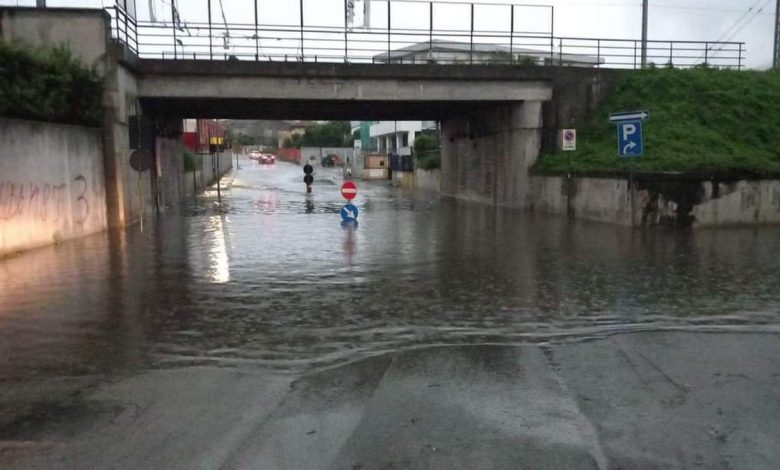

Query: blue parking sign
left=617, top=120, right=643, bottom=157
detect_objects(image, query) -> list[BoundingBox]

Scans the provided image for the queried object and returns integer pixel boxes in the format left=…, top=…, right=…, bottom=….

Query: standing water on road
left=1, top=159, right=780, bottom=378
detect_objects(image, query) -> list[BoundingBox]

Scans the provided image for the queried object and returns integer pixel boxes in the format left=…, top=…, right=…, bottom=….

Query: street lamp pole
left=641, top=0, right=649, bottom=68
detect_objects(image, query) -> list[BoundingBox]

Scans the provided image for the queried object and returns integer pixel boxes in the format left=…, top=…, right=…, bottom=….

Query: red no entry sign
left=341, top=181, right=357, bottom=200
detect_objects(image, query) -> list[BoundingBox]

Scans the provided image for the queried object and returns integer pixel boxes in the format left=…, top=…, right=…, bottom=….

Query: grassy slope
left=534, top=68, right=780, bottom=177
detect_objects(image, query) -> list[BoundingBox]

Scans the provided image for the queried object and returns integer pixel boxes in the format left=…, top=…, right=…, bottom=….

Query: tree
left=282, top=133, right=304, bottom=148
left=414, top=133, right=440, bottom=170
left=234, top=134, right=258, bottom=146
left=301, top=121, right=352, bottom=147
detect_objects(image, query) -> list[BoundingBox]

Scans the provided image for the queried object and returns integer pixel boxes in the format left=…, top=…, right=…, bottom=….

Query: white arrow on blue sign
left=341, top=203, right=359, bottom=222
left=609, top=110, right=649, bottom=123
left=617, top=120, right=643, bottom=157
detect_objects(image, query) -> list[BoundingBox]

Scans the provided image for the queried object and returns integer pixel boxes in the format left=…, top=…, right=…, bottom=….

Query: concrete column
left=440, top=101, right=544, bottom=208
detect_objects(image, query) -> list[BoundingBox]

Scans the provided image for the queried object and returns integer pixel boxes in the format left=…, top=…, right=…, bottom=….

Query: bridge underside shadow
left=140, top=98, right=510, bottom=121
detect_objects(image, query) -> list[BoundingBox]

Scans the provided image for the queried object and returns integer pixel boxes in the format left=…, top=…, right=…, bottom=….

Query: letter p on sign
left=622, top=123, right=637, bottom=141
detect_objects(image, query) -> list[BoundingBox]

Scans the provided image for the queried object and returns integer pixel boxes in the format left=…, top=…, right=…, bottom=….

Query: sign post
left=340, top=181, right=358, bottom=227
left=610, top=111, right=649, bottom=225
left=562, top=129, right=576, bottom=178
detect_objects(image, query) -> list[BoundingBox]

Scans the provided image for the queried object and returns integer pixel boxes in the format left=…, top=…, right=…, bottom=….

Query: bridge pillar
left=440, top=101, right=543, bottom=208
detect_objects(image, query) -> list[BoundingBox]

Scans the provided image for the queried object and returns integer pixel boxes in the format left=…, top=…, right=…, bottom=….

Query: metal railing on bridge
left=103, top=1, right=743, bottom=70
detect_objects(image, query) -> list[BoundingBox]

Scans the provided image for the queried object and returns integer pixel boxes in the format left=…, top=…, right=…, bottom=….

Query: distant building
left=183, top=119, right=226, bottom=153
left=277, top=120, right=319, bottom=147
left=372, top=39, right=602, bottom=67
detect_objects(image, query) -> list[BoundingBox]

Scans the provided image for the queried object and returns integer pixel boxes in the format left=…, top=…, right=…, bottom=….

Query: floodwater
left=2, top=159, right=780, bottom=380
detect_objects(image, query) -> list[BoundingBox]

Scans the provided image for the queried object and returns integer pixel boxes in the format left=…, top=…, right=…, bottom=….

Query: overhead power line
left=708, top=0, right=772, bottom=59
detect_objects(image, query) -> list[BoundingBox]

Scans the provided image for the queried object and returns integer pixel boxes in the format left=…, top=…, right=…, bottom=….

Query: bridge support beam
left=440, top=101, right=543, bottom=208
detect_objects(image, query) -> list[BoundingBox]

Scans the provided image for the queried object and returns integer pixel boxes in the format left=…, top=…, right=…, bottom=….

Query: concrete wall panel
left=139, top=76, right=553, bottom=103
left=0, top=8, right=109, bottom=71
left=441, top=101, right=545, bottom=208
left=415, top=169, right=440, bottom=193
left=530, top=175, right=780, bottom=227
left=0, top=118, right=107, bottom=257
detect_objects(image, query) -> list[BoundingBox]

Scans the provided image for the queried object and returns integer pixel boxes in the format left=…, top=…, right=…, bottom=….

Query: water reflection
left=207, top=215, right=230, bottom=284
left=1, top=160, right=780, bottom=378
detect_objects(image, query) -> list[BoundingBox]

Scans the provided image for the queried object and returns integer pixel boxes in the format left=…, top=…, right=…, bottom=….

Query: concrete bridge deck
left=133, top=60, right=594, bottom=120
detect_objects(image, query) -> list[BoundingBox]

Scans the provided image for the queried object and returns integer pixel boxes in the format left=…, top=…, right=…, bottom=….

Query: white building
left=370, top=120, right=437, bottom=155
left=373, top=39, right=602, bottom=67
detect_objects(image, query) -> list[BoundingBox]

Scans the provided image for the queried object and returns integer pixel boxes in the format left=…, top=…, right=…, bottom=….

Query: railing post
left=509, top=5, right=514, bottom=64
left=114, top=8, right=120, bottom=43
left=738, top=43, right=743, bottom=70
left=704, top=42, right=708, bottom=67
left=597, top=39, right=601, bottom=68
left=633, top=41, right=637, bottom=69
left=669, top=42, right=673, bottom=67
left=254, top=0, right=259, bottom=60
left=171, top=0, right=177, bottom=59
left=207, top=0, right=213, bottom=60
left=558, top=38, right=563, bottom=66
left=300, top=0, right=305, bottom=61
left=469, top=3, right=474, bottom=64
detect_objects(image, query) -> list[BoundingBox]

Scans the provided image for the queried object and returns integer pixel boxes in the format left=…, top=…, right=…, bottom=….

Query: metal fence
left=106, top=2, right=744, bottom=70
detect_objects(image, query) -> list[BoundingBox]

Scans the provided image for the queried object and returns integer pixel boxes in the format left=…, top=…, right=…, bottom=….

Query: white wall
left=370, top=121, right=423, bottom=137
left=0, top=118, right=107, bottom=257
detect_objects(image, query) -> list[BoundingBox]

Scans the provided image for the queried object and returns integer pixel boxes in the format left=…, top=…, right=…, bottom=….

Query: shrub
left=0, top=40, right=103, bottom=126
left=183, top=150, right=197, bottom=172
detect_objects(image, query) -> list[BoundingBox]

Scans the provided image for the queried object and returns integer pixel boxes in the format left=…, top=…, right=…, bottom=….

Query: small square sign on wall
left=562, top=129, right=577, bottom=151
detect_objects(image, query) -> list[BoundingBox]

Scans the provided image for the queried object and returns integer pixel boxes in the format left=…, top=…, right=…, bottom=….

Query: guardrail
left=106, top=3, right=744, bottom=70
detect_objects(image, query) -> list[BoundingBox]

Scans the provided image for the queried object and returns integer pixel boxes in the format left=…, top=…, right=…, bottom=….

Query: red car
left=259, top=153, right=276, bottom=164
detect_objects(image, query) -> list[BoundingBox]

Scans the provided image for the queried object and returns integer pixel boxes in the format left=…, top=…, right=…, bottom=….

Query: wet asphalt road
left=2, top=157, right=780, bottom=468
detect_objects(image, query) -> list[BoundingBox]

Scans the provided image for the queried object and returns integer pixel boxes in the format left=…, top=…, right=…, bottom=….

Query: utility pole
left=774, top=0, right=780, bottom=68
left=641, top=0, right=649, bottom=68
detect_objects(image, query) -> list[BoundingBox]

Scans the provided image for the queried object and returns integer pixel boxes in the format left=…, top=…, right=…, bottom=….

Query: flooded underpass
left=2, top=158, right=780, bottom=469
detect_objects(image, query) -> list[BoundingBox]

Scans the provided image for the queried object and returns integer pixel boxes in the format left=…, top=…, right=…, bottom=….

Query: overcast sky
left=2, top=0, right=777, bottom=68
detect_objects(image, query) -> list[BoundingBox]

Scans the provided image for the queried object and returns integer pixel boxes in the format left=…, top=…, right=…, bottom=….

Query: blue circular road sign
left=341, top=203, right=359, bottom=222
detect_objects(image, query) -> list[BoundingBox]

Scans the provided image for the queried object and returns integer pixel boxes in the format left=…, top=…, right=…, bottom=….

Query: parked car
left=321, top=154, right=341, bottom=167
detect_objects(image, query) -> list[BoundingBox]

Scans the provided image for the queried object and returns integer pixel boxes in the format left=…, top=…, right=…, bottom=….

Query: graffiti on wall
left=0, top=176, right=91, bottom=224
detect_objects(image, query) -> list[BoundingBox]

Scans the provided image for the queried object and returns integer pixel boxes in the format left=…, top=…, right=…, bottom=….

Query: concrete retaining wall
left=415, top=169, right=440, bottom=192
left=441, top=101, right=544, bottom=208
left=529, top=175, right=780, bottom=227
left=0, top=118, right=107, bottom=257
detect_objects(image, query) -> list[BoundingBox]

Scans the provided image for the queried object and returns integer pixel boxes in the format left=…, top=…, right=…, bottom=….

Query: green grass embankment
left=534, top=67, right=780, bottom=178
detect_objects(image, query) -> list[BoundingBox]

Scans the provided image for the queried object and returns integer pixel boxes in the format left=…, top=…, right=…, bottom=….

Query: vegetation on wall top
left=0, top=40, right=103, bottom=127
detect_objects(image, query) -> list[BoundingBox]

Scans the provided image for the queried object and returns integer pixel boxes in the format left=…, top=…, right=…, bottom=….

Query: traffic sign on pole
left=617, top=120, right=643, bottom=157
left=341, top=181, right=357, bottom=200
left=340, top=203, right=359, bottom=222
